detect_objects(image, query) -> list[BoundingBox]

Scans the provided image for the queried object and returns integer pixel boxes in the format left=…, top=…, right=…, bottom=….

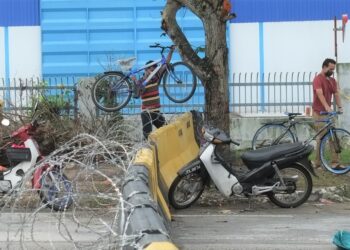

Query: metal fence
left=0, top=72, right=315, bottom=116
left=231, top=72, right=315, bottom=114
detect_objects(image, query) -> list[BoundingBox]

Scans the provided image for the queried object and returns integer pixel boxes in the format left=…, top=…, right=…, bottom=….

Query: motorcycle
left=0, top=117, right=73, bottom=211
left=169, top=126, right=316, bottom=209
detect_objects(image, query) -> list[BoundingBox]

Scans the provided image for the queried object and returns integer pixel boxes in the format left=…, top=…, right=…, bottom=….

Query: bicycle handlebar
left=320, top=111, right=343, bottom=116
left=149, top=43, right=174, bottom=50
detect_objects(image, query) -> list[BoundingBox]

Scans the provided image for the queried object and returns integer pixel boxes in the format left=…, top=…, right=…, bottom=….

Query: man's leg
left=329, top=117, right=341, bottom=166
left=141, top=111, right=153, bottom=139
left=312, top=112, right=327, bottom=167
left=151, top=112, right=166, bottom=129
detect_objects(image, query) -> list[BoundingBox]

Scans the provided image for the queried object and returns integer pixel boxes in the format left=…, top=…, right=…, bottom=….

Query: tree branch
left=162, top=0, right=209, bottom=81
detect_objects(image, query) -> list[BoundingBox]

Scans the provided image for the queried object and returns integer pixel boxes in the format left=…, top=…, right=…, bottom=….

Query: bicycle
left=91, top=43, right=197, bottom=112
left=252, top=111, right=350, bottom=174
left=252, top=112, right=302, bottom=150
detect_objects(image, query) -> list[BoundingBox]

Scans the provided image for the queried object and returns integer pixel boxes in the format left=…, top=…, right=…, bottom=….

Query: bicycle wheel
left=320, top=128, right=350, bottom=174
left=91, top=72, right=132, bottom=112
left=252, top=124, right=296, bottom=150
left=162, top=62, right=197, bottom=103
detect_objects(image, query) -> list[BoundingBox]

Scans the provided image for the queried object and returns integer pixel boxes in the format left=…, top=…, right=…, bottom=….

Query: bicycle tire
left=162, top=62, right=197, bottom=103
left=91, top=72, right=132, bottom=112
left=252, top=124, right=297, bottom=150
left=320, top=128, right=350, bottom=174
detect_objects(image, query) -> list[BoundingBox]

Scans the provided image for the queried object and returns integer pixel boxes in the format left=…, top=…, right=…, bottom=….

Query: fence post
left=73, top=86, right=78, bottom=120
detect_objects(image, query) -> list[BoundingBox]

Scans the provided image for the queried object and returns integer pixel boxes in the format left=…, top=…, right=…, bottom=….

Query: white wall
left=229, top=23, right=260, bottom=75
left=0, top=27, right=5, bottom=78
left=229, top=20, right=350, bottom=77
left=264, top=20, right=334, bottom=75
left=8, top=26, right=41, bottom=79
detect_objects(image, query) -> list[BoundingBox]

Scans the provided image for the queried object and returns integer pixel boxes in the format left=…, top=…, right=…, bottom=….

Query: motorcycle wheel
left=169, top=172, right=205, bottom=209
left=267, top=164, right=312, bottom=208
left=39, top=170, right=73, bottom=211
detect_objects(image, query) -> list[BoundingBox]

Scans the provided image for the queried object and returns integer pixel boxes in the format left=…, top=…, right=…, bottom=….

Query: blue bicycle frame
left=125, top=55, right=167, bottom=87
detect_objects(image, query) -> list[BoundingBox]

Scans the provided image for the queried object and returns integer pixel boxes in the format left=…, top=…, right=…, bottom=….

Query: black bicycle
left=91, top=43, right=197, bottom=112
left=252, top=112, right=350, bottom=175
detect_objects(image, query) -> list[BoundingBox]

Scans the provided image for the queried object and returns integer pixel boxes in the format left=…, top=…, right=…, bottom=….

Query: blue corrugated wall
left=231, top=0, right=350, bottom=23
left=41, top=0, right=204, bottom=78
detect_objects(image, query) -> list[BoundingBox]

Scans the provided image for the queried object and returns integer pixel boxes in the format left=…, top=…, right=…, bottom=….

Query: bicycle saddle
left=117, top=57, right=136, bottom=70
left=285, top=112, right=302, bottom=117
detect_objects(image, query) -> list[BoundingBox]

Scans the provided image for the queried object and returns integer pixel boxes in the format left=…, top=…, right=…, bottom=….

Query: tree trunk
left=162, top=0, right=231, bottom=133
left=203, top=15, right=230, bottom=132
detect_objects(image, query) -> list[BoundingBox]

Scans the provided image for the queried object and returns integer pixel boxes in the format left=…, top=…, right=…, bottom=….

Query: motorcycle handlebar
left=230, top=139, right=240, bottom=146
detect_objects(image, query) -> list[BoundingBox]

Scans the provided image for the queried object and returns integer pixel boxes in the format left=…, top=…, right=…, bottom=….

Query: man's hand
left=325, top=106, right=332, bottom=112
left=338, top=107, right=344, bottom=113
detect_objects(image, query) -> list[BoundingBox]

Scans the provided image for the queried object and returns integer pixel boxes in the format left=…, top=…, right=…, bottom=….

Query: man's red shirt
left=312, top=73, right=338, bottom=114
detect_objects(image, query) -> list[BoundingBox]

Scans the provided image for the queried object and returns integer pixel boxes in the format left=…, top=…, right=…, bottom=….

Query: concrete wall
left=229, top=20, right=350, bottom=76
left=0, top=26, right=41, bottom=79
left=337, top=63, right=350, bottom=130
left=230, top=115, right=315, bottom=149
left=124, top=114, right=316, bottom=149
left=0, top=27, right=4, bottom=77
left=8, top=26, right=42, bottom=79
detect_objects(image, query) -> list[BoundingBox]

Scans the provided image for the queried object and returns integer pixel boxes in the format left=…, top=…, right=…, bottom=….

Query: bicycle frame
left=270, top=113, right=338, bottom=147
left=303, top=114, right=336, bottom=145
left=126, top=55, right=167, bottom=87
left=270, top=120, right=299, bottom=146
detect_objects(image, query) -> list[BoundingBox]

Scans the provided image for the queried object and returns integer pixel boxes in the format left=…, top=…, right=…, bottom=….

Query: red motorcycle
left=0, top=118, right=73, bottom=211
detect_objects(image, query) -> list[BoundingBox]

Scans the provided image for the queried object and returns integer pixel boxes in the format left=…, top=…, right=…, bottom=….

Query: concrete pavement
left=170, top=200, right=350, bottom=250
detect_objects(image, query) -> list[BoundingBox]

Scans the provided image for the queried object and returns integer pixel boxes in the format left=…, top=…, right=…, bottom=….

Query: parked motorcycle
left=169, top=126, right=316, bottom=209
left=0, top=117, right=73, bottom=211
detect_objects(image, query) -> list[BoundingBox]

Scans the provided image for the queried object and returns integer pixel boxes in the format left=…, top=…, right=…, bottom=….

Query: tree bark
left=162, top=0, right=230, bottom=133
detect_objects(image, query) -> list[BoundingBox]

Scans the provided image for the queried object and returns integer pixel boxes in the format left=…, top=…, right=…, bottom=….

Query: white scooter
left=169, top=126, right=315, bottom=209
left=0, top=118, right=73, bottom=211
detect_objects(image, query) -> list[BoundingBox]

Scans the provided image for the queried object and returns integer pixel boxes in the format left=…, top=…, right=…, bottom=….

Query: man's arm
left=334, top=81, right=343, bottom=112
left=158, top=46, right=175, bottom=76
left=315, top=88, right=332, bottom=112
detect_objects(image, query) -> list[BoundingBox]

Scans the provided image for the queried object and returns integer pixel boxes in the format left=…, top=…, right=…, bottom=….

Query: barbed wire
left=0, top=119, right=150, bottom=249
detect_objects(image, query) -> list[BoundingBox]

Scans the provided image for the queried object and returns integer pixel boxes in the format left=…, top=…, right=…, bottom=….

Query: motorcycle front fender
left=177, top=159, right=203, bottom=177
left=32, top=164, right=51, bottom=189
left=177, top=159, right=210, bottom=185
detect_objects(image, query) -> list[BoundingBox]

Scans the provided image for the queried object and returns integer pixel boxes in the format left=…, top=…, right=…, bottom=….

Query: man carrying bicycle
left=312, top=58, right=344, bottom=170
left=132, top=45, right=176, bottom=139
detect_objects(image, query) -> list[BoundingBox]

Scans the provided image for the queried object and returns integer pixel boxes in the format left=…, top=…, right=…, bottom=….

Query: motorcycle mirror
left=1, top=119, right=10, bottom=126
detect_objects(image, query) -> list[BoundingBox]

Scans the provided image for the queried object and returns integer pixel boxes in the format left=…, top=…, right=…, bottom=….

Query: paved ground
left=0, top=211, right=114, bottom=249
left=170, top=198, right=350, bottom=250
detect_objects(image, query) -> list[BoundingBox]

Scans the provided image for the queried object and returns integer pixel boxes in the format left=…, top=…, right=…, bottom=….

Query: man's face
left=324, top=63, right=336, bottom=77
left=146, top=66, right=156, bottom=74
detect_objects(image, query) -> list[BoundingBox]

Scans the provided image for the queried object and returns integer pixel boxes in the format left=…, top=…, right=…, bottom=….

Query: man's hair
left=322, top=58, right=336, bottom=68
left=145, top=60, right=157, bottom=69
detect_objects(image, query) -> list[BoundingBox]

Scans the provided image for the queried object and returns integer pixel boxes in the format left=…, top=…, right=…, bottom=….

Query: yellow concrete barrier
left=129, top=112, right=199, bottom=249
left=133, top=147, right=172, bottom=221
left=149, top=112, right=199, bottom=200
left=144, top=242, right=179, bottom=250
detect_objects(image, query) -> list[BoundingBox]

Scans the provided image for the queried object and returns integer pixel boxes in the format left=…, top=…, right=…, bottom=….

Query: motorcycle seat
left=241, top=142, right=304, bottom=168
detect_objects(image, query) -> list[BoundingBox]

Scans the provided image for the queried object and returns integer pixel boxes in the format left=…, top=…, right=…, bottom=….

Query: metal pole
left=334, top=16, right=338, bottom=63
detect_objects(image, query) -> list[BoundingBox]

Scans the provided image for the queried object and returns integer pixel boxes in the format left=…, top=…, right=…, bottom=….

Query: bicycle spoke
left=163, top=62, right=197, bottom=103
